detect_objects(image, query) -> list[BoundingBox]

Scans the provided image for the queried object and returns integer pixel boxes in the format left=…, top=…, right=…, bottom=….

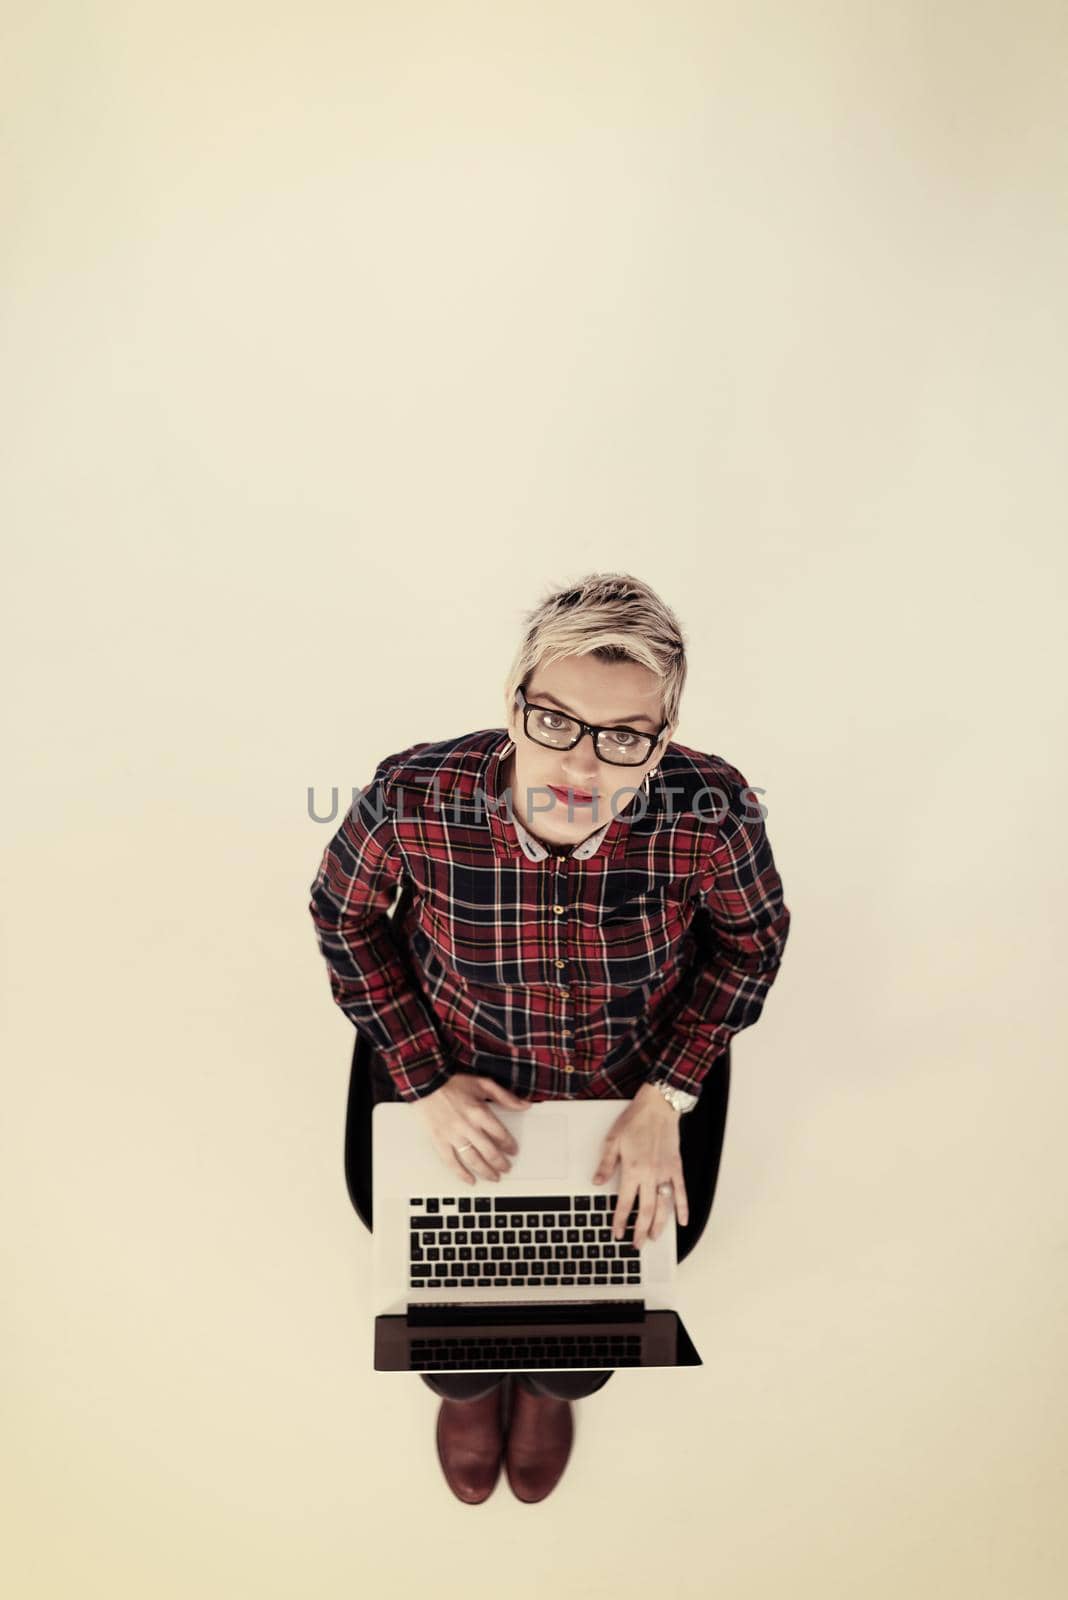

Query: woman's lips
left=549, top=784, right=596, bottom=805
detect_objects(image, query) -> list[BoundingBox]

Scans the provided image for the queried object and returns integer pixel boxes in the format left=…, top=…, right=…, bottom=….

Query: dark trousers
left=364, top=1050, right=729, bottom=1403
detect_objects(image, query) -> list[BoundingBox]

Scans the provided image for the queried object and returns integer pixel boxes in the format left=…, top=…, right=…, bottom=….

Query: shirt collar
left=512, top=810, right=613, bottom=861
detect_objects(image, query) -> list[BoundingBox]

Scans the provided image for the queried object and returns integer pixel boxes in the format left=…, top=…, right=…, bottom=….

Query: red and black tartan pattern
left=309, top=728, right=791, bottom=1103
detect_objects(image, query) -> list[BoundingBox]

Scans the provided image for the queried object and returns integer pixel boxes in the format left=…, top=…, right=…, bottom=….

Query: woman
left=309, top=571, right=791, bottom=1504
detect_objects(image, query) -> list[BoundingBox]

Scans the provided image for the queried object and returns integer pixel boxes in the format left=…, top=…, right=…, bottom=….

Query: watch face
left=656, top=1082, right=692, bottom=1111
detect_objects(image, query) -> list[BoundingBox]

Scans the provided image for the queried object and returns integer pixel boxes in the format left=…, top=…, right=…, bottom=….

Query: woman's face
left=502, top=655, right=675, bottom=846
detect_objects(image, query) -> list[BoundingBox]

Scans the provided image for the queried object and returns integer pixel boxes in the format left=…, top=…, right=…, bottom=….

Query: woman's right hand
left=415, top=1073, right=530, bottom=1185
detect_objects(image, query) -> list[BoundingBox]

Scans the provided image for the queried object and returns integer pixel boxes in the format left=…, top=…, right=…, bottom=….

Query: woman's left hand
left=590, top=1084, right=689, bottom=1245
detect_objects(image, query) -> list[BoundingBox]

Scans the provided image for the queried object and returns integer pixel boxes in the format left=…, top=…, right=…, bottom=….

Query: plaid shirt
left=308, top=727, right=791, bottom=1104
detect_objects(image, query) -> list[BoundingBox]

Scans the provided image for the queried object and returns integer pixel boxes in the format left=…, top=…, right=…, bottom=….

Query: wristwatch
left=652, top=1080, right=699, bottom=1114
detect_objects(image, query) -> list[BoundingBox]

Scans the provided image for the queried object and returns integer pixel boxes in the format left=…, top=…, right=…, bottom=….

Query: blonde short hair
left=503, top=571, right=688, bottom=733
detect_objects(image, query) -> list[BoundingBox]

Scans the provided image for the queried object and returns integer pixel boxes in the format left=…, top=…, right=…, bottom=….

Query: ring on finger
left=453, top=1139, right=498, bottom=1179
left=454, top=1140, right=483, bottom=1171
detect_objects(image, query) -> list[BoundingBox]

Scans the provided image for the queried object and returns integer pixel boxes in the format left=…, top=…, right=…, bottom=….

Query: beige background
left=3, top=1, right=1066, bottom=1595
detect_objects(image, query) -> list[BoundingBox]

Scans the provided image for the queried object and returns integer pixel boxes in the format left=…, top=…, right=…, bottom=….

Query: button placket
left=551, top=856, right=568, bottom=977
left=551, top=857, right=574, bottom=1081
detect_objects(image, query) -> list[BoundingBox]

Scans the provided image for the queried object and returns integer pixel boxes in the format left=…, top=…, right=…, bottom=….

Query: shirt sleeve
left=307, top=758, right=454, bottom=1102
left=645, top=782, right=791, bottom=1098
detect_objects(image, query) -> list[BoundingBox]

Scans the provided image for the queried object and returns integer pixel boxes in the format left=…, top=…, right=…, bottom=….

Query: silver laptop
left=372, top=1099, right=702, bottom=1374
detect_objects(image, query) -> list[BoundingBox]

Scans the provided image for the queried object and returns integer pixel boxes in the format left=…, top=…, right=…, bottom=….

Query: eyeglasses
left=515, top=687, right=668, bottom=768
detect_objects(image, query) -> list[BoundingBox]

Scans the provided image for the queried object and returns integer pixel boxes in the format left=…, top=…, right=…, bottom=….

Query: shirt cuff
left=376, top=1053, right=454, bottom=1104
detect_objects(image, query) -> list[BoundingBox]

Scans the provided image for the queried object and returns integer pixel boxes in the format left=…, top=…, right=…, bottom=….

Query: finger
left=673, top=1161, right=689, bottom=1228
left=650, top=1181, right=675, bottom=1241
left=592, top=1135, right=618, bottom=1185
left=441, top=1143, right=476, bottom=1185
left=612, top=1175, right=638, bottom=1240
left=477, top=1077, right=530, bottom=1109
left=453, top=1130, right=506, bottom=1182
left=468, top=1107, right=519, bottom=1162
left=633, top=1177, right=658, bottom=1247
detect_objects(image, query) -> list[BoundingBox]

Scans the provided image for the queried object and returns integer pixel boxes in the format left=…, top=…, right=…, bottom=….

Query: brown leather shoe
left=505, top=1378, right=574, bottom=1503
left=435, top=1379, right=510, bottom=1504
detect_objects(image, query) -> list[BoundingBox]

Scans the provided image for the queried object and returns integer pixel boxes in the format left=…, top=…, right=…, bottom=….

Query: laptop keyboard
left=408, top=1193, right=644, bottom=1292
left=410, top=1331, right=643, bottom=1369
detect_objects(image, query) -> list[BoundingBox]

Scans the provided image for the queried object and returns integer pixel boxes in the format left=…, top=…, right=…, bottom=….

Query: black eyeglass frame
left=514, top=686, right=670, bottom=768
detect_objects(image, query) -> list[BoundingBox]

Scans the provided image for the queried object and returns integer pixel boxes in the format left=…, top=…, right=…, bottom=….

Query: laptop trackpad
left=508, top=1112, right=568, bottom=1179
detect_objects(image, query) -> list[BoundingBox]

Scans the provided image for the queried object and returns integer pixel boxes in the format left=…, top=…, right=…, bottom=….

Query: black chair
left=343, top=886, right=730, bottom=1264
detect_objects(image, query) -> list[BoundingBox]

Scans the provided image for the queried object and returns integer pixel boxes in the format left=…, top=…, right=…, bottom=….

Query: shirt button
left=562, top=1065, right=574, bottom=1074
left=554, top=958, right=566, bottom=969
left=551, top=904, right=565, bottom=914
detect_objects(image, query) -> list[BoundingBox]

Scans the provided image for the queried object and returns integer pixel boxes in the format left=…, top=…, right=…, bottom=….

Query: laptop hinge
left=407, top=1298, right=645, bottom=1328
